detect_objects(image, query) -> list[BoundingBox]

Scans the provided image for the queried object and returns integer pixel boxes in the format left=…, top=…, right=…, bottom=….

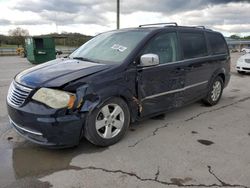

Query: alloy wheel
left=95, top=103, right=125, bottom=139
left=211, top=81, right=222, bottom=102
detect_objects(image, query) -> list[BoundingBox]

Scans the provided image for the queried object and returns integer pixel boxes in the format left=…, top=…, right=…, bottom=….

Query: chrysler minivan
left=7, top=23, right=230, bottom=147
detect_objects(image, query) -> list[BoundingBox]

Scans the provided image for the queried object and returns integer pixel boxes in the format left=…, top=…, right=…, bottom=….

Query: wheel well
left=118, top=95, right=132, bottom=108
left=218, top=73, right=225, bottom=84
left=116, top=95, right=137, bottom=123
left=99, top=95, right=131, bottom=111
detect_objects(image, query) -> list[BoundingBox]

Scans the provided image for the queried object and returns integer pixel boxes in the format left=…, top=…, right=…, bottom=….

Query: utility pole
left=55, top=12, right=58, bottom=33
left=117, top=0, right=120, bottom=29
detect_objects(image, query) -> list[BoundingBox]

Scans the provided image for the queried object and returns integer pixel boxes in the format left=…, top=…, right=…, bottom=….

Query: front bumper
left=7, top=102, right=85, bottom=147
left=236, top=66, right=250, bottom=72
left=236, top=61, right=250, bottom=72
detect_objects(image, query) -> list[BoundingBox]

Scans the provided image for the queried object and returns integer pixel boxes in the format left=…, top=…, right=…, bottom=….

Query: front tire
left=202, top=76, right=224, bottom=106
left=84, top=97, right=130, bottom=146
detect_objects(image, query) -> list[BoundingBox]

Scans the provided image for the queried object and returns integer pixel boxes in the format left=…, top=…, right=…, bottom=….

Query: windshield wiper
left=72, top=57, right=97, bottom=63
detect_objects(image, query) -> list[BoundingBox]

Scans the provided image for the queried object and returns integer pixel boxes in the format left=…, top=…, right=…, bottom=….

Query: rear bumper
left=7, top=102, right=85, bottom=148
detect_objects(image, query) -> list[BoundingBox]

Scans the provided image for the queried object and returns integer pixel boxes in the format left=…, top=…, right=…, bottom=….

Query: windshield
left=69, top=30, right=150, bottom=64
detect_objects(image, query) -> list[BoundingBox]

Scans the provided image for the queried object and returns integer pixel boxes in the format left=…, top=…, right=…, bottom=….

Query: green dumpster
left=25, top=37, right=56, bottom=64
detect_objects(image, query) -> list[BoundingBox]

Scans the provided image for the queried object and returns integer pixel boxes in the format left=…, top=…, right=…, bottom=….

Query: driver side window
left=142, top=32, right=178, bottom=64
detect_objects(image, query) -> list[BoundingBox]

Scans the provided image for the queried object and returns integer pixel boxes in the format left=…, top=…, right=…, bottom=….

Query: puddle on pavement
left=7, top=136, right=13, bottom=140
left=0, top=138, right=107, bottom=187
left=197, top=139, right=214, bottom=146
left=191, top=131, right=198, bottom=134
left=3, top=177, right=52, bottom=188
left=170, top=177, right=193, bottom=186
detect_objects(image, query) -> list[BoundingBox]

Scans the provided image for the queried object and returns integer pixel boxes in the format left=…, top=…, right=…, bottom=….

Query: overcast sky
left=0, top=0, right=249, bottom=36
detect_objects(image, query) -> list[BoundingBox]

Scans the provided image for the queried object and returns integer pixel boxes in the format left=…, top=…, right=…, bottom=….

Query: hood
left=238, top=53, right=250, bottom=62
left=242, top=53, right=250, bottom=59
left=15, top=58, right=111, bottom=88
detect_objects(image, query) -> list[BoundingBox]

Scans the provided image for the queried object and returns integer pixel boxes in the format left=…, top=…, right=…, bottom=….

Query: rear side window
left=180, top=32, right=207, bottom=59
left=207, top=33, right=227, bottom=54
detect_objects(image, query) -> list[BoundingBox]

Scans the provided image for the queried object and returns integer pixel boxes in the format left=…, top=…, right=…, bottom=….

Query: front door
left=137, top=32, right=187, bottom=117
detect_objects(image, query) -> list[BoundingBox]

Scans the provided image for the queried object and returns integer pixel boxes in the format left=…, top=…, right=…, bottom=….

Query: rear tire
left=84, top=97, right=130, bottom=146
left=202, top=76, right=224, bottom=106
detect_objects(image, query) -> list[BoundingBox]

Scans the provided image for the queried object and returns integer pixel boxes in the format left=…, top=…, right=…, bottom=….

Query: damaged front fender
left=72, top=84, right=140, bottom=123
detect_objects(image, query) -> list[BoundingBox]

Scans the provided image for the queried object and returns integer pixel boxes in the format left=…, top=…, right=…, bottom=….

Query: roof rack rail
left=193, top=26, right=206, bottom=29
left=139, top=22, right=178, bottom=27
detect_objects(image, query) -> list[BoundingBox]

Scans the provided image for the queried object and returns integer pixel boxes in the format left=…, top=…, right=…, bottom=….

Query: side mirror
left=140, top=54, right=159, bottom=67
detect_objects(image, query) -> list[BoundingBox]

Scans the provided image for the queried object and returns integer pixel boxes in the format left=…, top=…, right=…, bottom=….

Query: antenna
left=55, top=12, right=58, bottom=33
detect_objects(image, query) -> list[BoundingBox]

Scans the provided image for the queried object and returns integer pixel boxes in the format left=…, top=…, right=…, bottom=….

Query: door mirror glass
left=140, top=54, right=159, bottom=67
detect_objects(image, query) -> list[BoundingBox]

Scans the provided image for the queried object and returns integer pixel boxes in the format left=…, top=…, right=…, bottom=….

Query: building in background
left=225, top=37, right=250, bottom=51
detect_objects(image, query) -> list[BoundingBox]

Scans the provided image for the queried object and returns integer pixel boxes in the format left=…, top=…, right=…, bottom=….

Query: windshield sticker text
left=111, top=44, right=127, bottom=52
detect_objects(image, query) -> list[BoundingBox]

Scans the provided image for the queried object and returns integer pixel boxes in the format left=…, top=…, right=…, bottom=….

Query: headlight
left=32, top=88, right=76, bottom=109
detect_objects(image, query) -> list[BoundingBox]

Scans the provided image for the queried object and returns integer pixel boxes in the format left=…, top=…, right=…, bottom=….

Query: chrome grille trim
left=7, top=81, right=32, bottom=107
left=142, top=81, right=208, bottom=101
left=9, top=117, right=43, bottom=136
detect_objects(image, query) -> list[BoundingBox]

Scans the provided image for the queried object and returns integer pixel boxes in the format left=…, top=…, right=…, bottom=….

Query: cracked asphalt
left=0, top=53, right=250, bottom=188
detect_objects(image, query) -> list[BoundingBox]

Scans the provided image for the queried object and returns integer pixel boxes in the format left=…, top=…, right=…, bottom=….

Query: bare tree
left=8, top=27, right=29, bottom=47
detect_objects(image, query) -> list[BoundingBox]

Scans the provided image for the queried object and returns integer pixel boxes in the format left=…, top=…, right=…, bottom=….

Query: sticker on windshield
left=111, top=44, right=127, bottom=52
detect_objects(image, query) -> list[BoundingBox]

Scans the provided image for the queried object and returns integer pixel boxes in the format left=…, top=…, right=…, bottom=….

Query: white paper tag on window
left=118, top=46, right=127, bottom=52
left=111, top=44, right=127, bottom=52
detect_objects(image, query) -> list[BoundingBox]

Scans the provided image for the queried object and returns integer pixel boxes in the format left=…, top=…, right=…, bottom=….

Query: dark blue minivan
left=7, top=23, right=230, bottom=147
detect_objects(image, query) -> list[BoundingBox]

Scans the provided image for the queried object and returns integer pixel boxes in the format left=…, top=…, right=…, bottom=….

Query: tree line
left=229, top=34, right=250, bottom=40
left=0, top=27, right=93, bottom=48
left=1, top=27, right=250, bottom=49
left=42, top=32, right=93, bottom=47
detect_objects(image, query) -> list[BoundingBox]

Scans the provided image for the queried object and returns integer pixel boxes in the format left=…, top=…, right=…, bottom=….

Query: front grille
left=7, top=81, right=32, bottom=107
left=245, top=59, right=250, bottom=63
left=243, top=67, right=250, bottom=70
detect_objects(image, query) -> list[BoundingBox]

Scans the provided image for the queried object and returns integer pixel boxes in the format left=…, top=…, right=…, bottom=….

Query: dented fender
left=72, top=79, right=140, bottom=122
